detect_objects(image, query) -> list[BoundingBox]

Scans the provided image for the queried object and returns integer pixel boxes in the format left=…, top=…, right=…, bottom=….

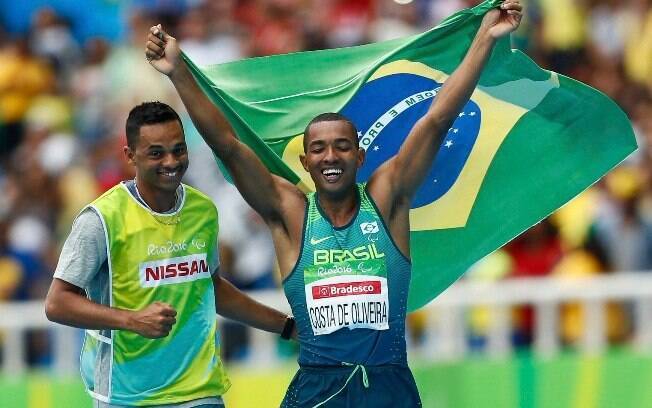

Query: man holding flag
left=146, top=1, right=523, bottom=406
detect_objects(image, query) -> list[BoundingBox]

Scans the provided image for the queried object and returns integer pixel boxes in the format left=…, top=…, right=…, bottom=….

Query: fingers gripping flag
left=184, top=0, right=636, bottom=310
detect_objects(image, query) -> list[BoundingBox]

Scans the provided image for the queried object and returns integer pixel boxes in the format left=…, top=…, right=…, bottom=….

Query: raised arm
left=368, top=1, right=523, bottom=209
left=145, top=26, right=304, bottom=227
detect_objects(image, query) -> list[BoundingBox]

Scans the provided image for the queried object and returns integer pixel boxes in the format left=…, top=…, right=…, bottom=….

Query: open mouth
left=321, top=168, right=343, bottom=183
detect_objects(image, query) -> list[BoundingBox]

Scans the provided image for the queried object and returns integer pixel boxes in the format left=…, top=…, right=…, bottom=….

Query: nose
left=162, top=152, right=180, bottom=169
left=323, top=146, right=338, bottom=163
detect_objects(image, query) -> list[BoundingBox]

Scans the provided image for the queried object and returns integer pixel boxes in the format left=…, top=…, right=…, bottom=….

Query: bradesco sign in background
left=304, top=259, right=389, bottom=335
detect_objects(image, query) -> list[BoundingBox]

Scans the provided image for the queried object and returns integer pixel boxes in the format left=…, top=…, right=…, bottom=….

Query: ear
left=356, top=147, right=365, bottom=168
left=299, top=154, right=308, bottom=172
left=124, top=145, right=136, bottom=165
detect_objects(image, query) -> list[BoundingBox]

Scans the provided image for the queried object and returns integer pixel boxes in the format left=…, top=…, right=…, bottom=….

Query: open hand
left=145, top=24, right=181, bottom=76
left=481, top=1, right=523, bottom=39
left=129, top=301, right=177, bottom=338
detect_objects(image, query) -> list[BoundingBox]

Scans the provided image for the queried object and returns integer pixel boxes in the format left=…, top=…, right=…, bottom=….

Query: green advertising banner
left=4, top=351, right=652, bottom=408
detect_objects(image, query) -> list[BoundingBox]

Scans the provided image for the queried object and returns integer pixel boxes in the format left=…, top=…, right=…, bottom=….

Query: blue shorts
left=281, top=364, right=421, bottom=408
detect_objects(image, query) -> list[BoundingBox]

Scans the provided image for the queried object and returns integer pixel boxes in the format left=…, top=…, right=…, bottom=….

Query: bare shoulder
left=366, top=160, right=399, bottom=221
left=271, top=175, right=307, bottom=234
left=269, top=175, right=308, bottom=278
left=273, top=175, right=307, bottom=209
left=366, top=162, right=412, bottom=258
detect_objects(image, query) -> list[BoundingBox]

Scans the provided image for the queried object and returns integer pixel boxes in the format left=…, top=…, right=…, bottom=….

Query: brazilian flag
left=184, top=0, right=636, bottom=310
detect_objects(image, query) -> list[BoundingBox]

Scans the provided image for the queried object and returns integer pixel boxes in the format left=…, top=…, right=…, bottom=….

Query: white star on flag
left=444, top=140, right=453, bottom=148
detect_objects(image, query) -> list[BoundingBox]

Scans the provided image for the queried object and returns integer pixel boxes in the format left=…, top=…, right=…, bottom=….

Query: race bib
left=304, top=259, right=389, bottom=335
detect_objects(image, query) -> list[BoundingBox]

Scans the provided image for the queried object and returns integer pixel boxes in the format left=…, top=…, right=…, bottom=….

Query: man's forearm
left=425, top=27, right=496, bottom=133
left=170, top=60, right=289, bottom=222
left=214, top=277, right=287, bottom=334
left=46, top=278, right=177, bottom=339
left=168, top=62, right=238, bottom=158
left=383, top=26, right=498, bottom=199
left=45, top=286, right=132, bottom=331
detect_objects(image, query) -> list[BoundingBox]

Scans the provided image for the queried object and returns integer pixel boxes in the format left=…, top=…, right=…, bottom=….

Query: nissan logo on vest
left=139, top=254, right=210, bottom=287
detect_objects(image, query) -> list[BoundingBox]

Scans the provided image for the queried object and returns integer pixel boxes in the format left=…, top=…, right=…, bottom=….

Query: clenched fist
left=128, top=301, right=177, bottom=338
left=145, top=24, right=181, bottom=77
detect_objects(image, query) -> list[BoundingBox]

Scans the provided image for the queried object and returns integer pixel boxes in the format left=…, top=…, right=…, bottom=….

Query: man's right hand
left=146, top=24, right=181, bottom=77
left=128, top=301, right=177, bottom=338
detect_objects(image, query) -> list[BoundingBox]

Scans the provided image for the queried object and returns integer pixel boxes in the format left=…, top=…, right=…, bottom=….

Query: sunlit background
left=1, top=0, right=652, bottom=407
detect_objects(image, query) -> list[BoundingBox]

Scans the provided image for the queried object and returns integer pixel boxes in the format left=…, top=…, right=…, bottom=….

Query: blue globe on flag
left=341, top=73, right=481, bottom=209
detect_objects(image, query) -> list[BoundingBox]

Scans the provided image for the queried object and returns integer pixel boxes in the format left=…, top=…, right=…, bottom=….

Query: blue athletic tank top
left=283, top=183, right=411, bottom=366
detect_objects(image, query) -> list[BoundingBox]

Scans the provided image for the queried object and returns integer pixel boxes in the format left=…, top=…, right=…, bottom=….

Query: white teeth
left=162, top=172, right=177, bottom=177
left=322, top=168, right=343, bottom=176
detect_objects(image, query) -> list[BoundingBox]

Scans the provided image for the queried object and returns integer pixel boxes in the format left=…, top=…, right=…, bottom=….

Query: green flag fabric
left=184, top=0, right=636, bottom=311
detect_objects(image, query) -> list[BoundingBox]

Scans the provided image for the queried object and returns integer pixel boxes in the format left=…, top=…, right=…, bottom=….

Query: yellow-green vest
left=80, top=183, right=230, bottom=405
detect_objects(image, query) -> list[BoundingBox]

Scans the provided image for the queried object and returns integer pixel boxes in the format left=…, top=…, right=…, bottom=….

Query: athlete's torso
left=283, top=183, right=412, bottom=366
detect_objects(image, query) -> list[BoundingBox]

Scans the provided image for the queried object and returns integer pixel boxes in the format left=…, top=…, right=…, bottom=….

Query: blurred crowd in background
left=0, top=0, right=651, bottom=366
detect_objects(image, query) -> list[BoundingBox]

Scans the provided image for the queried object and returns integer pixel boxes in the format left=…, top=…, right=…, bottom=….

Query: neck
left=317, top=185, right=358, bottom=228
left=134, top=177, right=176, bottom=213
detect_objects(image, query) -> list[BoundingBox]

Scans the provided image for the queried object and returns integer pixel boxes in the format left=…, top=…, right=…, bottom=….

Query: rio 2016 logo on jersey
left=282, top=60, right=559, bottom=230
left=139, top=253, right=210, bottom=288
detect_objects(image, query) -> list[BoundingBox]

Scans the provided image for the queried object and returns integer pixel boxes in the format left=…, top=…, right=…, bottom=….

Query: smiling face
left=125, top=120, right=189, bottom=194
left=300, top=120, right=365, bottom=199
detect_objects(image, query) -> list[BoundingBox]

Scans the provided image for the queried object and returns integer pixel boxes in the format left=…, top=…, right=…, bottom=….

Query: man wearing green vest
left=146, top=1, right=522, bottom=406
left=45, top=101, right=295, bottom=407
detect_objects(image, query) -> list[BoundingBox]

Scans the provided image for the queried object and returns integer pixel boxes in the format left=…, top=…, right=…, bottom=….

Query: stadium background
left=1, top=0, right=652, bottom=407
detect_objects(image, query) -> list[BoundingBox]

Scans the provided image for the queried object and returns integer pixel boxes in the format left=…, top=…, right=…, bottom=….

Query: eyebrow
left=146, top=142, right=187, bottom=150
left=309, top=137, right=353, bottom=146
left=308, top=140, right=325, bottom=147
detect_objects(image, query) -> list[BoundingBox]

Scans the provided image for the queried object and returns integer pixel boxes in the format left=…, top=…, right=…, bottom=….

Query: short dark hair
left=125, top=101, right=183, bottom=148
left=303, top=112, right=359, bottom=152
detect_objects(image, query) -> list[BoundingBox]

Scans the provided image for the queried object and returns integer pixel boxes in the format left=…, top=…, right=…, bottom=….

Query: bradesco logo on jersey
left=304, top=259, right=389, bottom=335
left=139, top=253, right=210, bottom=288
left=312, top=281, right=381, bottom=299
